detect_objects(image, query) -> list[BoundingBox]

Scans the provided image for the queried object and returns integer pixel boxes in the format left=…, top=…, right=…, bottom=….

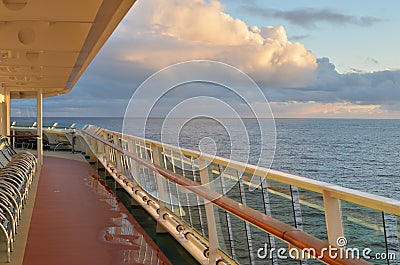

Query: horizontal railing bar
left=80, top=129, right=372, bottom=265
left=106, top=129, right=400, bottom=216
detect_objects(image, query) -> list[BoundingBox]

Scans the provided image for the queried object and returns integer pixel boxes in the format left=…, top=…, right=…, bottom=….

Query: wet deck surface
left=22, top=156, right=172, bottom=265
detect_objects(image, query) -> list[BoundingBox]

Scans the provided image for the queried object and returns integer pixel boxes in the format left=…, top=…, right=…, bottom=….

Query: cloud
left=264, top=57, right=400, bottom=114
left=289, top=35, right=311, bottom=41
left=112, top=0, right=317, bottom=88
left=239, top=6, right=384, bottom=28
left=270, top=101, right=383, bottom=118
left=365, top=57, right=379, bottom=66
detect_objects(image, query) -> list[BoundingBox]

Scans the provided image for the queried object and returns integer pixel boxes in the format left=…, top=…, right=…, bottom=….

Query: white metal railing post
left=4, top=88, right=10, bottom=136
left=0, top=88, right=5, bottom=135
left=98, top=131, right=106, bottom=161
left=128, top=139, right=141, bottom=187
left=85, top=143, right=90, bottom=158
left=151, top=144, right=168, bottom=233
left=199, top=159, right=221, bottom=264
left=112, top=133, right=123, bottom=172
left=323, top=190, right=344, bottom=247
left=1, top=88, right=10, bottom=138
left=97, top=134, right=104, bottom=154
left=93, top=136, right=99, bottom=155
left=36, top=89, right=43, bottom=166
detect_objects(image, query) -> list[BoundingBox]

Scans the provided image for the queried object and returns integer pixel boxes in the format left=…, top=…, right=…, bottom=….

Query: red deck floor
left=22, top=156, right=171, bottom=265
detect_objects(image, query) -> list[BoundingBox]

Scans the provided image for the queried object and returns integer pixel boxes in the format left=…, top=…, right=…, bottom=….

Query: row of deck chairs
left=0, top=136, right=37, bottom=262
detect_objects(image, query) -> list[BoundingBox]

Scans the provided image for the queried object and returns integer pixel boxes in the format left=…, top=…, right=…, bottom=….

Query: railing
left=77, top=125, right=400, bottom=265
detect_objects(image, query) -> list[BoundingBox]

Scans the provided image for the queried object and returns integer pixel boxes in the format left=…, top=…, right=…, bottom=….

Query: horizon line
left=11, top=116, right=400, bottom=120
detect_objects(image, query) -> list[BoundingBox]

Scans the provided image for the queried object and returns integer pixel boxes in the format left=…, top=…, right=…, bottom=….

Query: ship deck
left=3, top=153, right=171, bottom=265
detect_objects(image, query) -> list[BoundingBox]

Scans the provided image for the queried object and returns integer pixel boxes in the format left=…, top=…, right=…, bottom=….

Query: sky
left=11, top=0, right=400, bottom=118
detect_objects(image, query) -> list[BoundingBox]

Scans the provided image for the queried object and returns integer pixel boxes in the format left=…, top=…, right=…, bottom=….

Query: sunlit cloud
left=270, top=101, right=385, bottom=118
left=114, top=0, right=317, bottom=88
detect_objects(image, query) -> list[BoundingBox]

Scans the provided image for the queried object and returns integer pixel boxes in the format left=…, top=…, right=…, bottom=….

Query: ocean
left=12, top=117, right=399, bottom=201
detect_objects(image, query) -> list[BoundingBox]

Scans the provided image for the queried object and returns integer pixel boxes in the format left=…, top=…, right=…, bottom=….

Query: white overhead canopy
left=0, top=0, right=136, bottom=99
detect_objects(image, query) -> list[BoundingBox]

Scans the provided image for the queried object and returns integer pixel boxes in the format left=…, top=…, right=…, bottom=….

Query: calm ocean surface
left=13, top=117, right=400, bottom=201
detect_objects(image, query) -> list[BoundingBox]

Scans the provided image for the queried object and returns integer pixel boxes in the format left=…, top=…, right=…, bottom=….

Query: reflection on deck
left=22, top=156, right=171, bottom=265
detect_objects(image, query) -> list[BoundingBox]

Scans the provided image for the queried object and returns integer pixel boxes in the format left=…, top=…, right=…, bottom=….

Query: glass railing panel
left=145, top=143, right=153, bottom=161
left=157, top=179, right=169, bottom=211
left=181, top=156, right=195, bottom=181
left=162, top=151, right=174, bottom=171
left=240, top=173, right=265, bottom=212
left=145, top=169, right=158, bottom=199
left=382, top=213, right=400, bottom=264
left=122, top=157, right=131, bottom=178
left=226, top=211, right=252, bottom=264
left=177, top=186, right=192, bottom=227
left=140, top=167, right=150, bottom=191
left=173, top=183, right=185, bottom=218
left=171, top=151, right=183, bottom=176
left=397, top=216, right=400, bottom=263
left=220, top=166, right=241, bottom=203
left=241, top=174, right=278, bottom=265
left=191, top=159, right=202, bottom=184
left=136, top=144, right=143, bottom=159
left=210, top=166, right=254, bottom=264
left=251, top=224, right=315, bottom=265
left=342, top=201, right=387, bottom=264
left=297, top=188, right=328, bottom=241
left=164, top=179, right=176, bottom=213
left=273, top=235, right=307, bottom=265
left=212, top=205, right=233, bottom=257
left=197, top=201, right=208, bottom=239
left=173, top=180, right=207, bottom=238
left=208, top=163, right=223, bottom=193
left=143, top=146, right=152, bottom=161
left=135, top=143, right=141, bottom=158
left=251, top=224, right=275, bottom=265
left=186, top=197, right=201, bottom=231
left=266, top=179, right=296, bottom=227
left=164, top=152, right=187, bottom=218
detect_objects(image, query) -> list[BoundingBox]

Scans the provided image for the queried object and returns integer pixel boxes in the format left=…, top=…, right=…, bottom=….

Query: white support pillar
left=323, top=190, right=344, bottom=247
left=37, top=89, right=43, bottom=166
left=0, top=88, right=4, bottom=135
left=2, top=89, right=11, bottom=136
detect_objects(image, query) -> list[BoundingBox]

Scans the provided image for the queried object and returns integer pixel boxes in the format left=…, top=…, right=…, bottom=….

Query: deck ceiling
left=0, top=0, right=135, bottom=99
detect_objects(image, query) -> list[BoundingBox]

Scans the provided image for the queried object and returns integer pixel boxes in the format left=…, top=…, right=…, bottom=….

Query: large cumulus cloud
left=114, top=0, right=317, bottom=88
